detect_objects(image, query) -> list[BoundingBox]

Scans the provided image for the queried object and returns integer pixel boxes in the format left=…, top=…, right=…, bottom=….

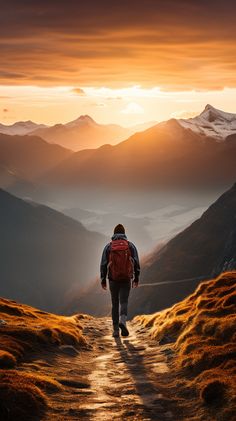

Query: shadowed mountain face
left=0, top=189, right=106, bottom=312
left=0, top=164, right=35, bottom=197
left=0, top=133, right=72, bottom=181
left=129, top=182, right=236, bottom=316
left=41, top=108, right=236, bottom=192
left=69, top=183, right=236, bottom=317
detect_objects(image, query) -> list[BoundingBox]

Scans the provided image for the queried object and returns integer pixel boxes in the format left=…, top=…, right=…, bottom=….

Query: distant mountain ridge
left=0, top=120, right=47, bottom=136
left=40, top=105, right=236, bottom=191
left=0, top=115, right=157, bottom=151
left=1, top=105, right=235, bottom=196
left=30, top=115, right=147, bottom=151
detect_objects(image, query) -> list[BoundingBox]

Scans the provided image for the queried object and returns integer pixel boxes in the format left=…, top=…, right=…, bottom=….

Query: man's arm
left=100, top=243, right=110, bottom=287
left=130, top=242, right=140, bottom=284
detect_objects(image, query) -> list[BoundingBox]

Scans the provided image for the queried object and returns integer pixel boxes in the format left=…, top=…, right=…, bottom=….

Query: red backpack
left=108, top=239, right=134, bottom=281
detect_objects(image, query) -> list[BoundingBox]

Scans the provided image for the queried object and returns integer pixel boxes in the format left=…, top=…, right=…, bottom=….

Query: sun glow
left=0, top=84, right=236, bottom=127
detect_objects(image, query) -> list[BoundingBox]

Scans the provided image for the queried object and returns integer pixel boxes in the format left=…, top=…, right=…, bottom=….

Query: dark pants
left=109, top=279, right=131, bottom=326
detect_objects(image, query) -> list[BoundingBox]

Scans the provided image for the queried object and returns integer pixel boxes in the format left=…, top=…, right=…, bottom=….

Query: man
left=100, top=224, right=140, bottom=337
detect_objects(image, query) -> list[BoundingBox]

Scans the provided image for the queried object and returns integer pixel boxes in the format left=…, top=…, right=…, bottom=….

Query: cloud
left=72, top=87, right=86, bottom=95
left=0, top=1, right=235, bottom=90
left=90, top=102, right=106, bottom=107
left=3, top=108, right=9, bottom=113
left=171, top=110, right=199, bottom=119
left=121, top=102, right=144, bottom=114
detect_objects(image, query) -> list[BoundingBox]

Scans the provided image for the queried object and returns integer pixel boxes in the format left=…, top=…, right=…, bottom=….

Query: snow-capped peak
left=178, top=104, right=236, bottom=141
left=200, top=104, right=236, bottom=122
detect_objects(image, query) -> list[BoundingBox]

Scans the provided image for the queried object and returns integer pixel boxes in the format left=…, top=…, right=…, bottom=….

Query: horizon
left=0, top=100, right=235, bottom=128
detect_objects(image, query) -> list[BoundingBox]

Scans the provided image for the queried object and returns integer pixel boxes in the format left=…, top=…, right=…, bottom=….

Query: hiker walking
left=100, top=224, right=140, bottom=337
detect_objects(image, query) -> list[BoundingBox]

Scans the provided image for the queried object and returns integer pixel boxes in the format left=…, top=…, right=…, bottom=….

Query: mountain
left=41, top=106, right=236, bottom=191
left=0, top=116, right=157, bottom=152
left=69, top=183, right=236, bottom=317
left=129, top=182, right=236, bottom=315
left=0, top=133, right=72, bottom=184
left=0, top=120, right=47, bottom=136
left=30, top=115, right=134, bottom=151
left=179, top=104, right=236, bottom=141
left=0, top=189, right=106, bottom=312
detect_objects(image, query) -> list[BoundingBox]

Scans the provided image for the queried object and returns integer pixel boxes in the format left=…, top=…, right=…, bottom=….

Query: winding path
left=23, top=318, right=179, bottom=420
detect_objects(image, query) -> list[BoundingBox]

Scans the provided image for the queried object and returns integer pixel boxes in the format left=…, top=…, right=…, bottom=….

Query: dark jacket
left=100, top=233, right=140, bottom=284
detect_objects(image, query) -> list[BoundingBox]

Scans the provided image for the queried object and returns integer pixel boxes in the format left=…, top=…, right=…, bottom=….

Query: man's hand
left=132, top=280, right=139, bottom=288
left=101, top=280, right=107, bottom=290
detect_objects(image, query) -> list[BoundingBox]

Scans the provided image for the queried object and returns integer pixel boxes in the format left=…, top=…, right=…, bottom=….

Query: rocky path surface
left=22, top=318, right=180, bottom=420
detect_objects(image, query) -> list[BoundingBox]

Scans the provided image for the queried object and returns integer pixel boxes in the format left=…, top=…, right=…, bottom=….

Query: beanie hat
left=114, top=224, right=125, bottom=234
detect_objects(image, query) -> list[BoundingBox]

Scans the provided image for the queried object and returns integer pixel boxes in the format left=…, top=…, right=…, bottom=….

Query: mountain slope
left=41, top=107, right=236, bottom=191
left=129, top=182, right=236, bottom=315
left=0, top=189, right=105, bottom=312
left=30, top=115, right=134, bottom=151
left=0, top=164, right=35, bottom=197
left=0, top=133, right=72, bottom=183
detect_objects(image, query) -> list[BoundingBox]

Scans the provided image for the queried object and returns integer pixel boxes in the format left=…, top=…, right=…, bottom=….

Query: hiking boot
left=112, top=325, right=120, bottom=338
left=119, top=315, right=129, bottom=337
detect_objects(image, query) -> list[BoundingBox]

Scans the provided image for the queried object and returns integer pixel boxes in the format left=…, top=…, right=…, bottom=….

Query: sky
left=0, top=0, right=236, bottom=126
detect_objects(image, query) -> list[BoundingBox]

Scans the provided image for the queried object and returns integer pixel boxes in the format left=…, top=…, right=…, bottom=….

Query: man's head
left=114, top=224, right=125, bottom=234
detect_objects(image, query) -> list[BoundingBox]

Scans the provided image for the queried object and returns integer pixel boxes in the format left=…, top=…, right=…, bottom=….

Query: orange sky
left=0, top=0, right=235, bottom=125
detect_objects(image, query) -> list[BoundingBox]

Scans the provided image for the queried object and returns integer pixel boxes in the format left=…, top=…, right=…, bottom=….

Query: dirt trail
left=21, top=318, right=179, bottom=420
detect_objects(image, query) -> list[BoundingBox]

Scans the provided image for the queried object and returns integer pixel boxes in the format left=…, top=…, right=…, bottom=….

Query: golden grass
left=0, top=297, right=86, bottom=364
left=0, top=350, right=16, bottom=368
left=0, top=297, right=88, bottom=420
left=0, top=371, right=48, bottom=421
left=135, top=271, right=236, bottom=419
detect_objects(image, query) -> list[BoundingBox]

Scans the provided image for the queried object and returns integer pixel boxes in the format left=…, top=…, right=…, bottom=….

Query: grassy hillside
left=0, top=296, right=87, bottom=420
left=135, top=272, right=236, bottom=420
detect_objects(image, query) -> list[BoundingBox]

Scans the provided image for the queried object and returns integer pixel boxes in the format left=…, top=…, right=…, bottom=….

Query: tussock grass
left=0, top=370, right=62, bottom=393
left=0, top=297, right=86, bottom=362
left=0, top=350, right=16, bottom=368
left=135, top=272, right=236, bottom=419
left=0, top=297, right=88, bottom=420
left=0, top=371, right=48, bottom=421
